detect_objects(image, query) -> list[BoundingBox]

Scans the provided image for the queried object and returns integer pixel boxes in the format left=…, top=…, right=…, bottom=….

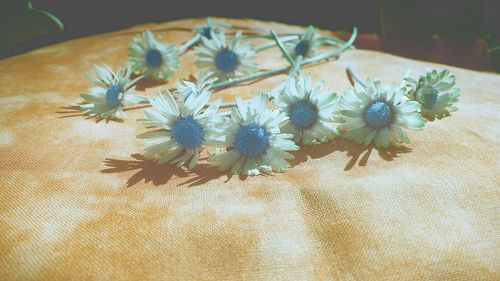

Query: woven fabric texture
left=0, top=18, right=499, bottom=280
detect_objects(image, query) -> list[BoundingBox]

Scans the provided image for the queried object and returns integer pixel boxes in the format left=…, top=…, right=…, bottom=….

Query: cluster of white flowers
left=136, top=70, right=459, bottom=176
left=79, top=19, right=346, bottom=121
left=76, top=18, right=460, bottom=176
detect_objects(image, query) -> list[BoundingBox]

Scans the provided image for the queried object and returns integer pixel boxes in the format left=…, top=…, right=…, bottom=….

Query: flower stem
left=289, top=55, right=303, bottom=76
left=254, top=35, right=299, bottom=52
left=177, top=33, right=201, bottom=54
left=346, top=65, right=365, bottom=88
left=130, top=27, right=357, bottom=110
left=210, top=27, right=357, bottom=92
left=270, top=30, right=295, bottom=65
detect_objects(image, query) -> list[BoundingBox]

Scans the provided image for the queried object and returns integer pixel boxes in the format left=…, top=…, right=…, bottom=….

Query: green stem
left=346, top=65, right=365, bottom=88
left=254, top=35, right=299, bottom=52
left=210, top=27, right=357, bottom=92
left=320, top=36, right=354, bottom=49
left=289, top=55, right=303, bottom=76
left=177, top=33, right=201, bottom=54
left=270, top=30, right=295, bottom=65
left=130, top=27, right=358, bottom=110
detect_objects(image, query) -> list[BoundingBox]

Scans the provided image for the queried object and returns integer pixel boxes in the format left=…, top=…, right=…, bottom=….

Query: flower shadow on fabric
left=131, top=73, right=167, bottom=91
left=101, top=141, right=411, bottom=187
left=55, top=104, right=150, bottom=123
left=101, top=153, right=190, bottom=187
left=341, top=139, right=412, bottom=171
left=100, top=153, right=240, bottom=187
left=290, top=138, right=412, bottom=171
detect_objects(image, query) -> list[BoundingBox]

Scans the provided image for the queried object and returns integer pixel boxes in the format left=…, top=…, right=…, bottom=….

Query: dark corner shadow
left=101, top=153, right=189, bottom=187
left=289, top=138, right=412, bottom=171
left=132, top=73, right=167, bottom=91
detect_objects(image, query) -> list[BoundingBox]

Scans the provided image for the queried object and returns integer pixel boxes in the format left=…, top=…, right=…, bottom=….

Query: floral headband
left=76, top=18, right=460, bottom=176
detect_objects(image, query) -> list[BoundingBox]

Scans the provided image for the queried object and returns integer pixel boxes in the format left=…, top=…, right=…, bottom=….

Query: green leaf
left=0, top=0, right=64, bottom=52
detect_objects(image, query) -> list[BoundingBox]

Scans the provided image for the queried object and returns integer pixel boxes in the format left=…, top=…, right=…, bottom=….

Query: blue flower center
left=145, top=49, right=163, bottom=68
left=422, top=92, right=438, bottom=108
left=201, top=27, right=212, bottom=39
left=289, top=100, right=318, bottom=129
left=215, top=48, right=239, bottom=73
left=105, top=84, right=123, bottom=108
left=171, top=117, right=204, bottom=149
left=364, top=101, right=392, bottom=128
left=294, top=40, right=310, bottom=57
left=235, top=123, right=269, bottom=157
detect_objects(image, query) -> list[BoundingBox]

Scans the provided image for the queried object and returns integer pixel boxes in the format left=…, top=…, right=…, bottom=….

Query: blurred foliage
left=442, top=0, right=486, bottom=41
left=1, top=0, right=498, bottom=71
left=0, top=0, right=63, bottom=53
left=379, top=0, right=499, bottom=72
left=490, top=47, right=500, bottom=72
left=378, top=0, right=434, bottom=38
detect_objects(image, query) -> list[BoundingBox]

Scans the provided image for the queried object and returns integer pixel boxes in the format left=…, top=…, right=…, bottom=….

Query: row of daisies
left=78, top=20, right=459, bottom=176
left=81, top=19, right=351, bottom=120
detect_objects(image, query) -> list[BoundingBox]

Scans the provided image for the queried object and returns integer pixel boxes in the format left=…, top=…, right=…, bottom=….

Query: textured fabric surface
left=0, top=18, right=499, bottom=280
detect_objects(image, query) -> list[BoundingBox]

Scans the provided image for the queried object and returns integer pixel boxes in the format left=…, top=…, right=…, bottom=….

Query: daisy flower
left=137, top=90, right=223, bottom=169
left=80, top=64, right=144, bottom=120
left=128, top=30, right=180, bottom=80
left=338, top=79, right=427, bottom=148
left=288, top=26, right=321, bottom=58
left=274, top=74, right=339, bottom=144
left=194, top=31, right=258, bottom=81
left=209, top=93, right=299, bottom=176
left=403, top=69, right=460, bottom=121
left=193, top=17, right=229, bottom=39
left=173, top=71, right=217, bottom=102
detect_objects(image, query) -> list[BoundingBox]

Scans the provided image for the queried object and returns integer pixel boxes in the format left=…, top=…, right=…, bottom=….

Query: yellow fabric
left=0, top=18, right=499, bottom=280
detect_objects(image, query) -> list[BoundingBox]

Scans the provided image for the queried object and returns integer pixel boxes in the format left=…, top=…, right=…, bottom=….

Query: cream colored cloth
left=0, top=18, right=499, bottom=280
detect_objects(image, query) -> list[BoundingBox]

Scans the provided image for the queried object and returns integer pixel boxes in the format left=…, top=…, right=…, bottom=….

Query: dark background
left=2, top=0, right=500, bottom=71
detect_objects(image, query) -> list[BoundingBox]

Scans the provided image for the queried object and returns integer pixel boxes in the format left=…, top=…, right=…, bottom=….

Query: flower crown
left=76, top=18, right=460, bottom=176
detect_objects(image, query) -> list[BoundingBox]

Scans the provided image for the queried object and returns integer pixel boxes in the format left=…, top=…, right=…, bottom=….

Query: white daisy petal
left=194, top=30, right=257, bottom=81
left=138, top=90, right=222, bottom=169
left=209, top=94, right=298, bottom=176
left=80, top=64, right=143, bottom=120
left=275, top=73, right=340, bottom=145
left=339, top=77, right=426, bottom=148
left=402, top=68, right=460, bottom=120
left=128, top=29, right=180, bottom=80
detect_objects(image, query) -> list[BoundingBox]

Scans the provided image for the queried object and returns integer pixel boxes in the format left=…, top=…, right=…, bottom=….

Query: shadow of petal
left=101, top=153, right=189, bottom=187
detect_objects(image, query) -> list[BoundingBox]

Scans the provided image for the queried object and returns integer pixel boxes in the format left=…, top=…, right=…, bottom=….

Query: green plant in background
left=378, top=0, right=499, bottom=72
left=442, top=0, right=486, bottom=41
left=378, top=0, right=434, bottom=38
left=489, top=46, right=500, bottom=72
left=0, top=0, right=63, bottom=53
